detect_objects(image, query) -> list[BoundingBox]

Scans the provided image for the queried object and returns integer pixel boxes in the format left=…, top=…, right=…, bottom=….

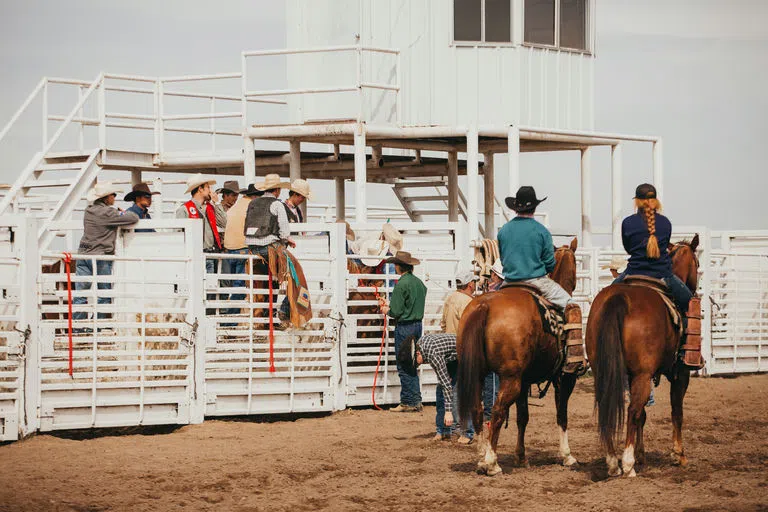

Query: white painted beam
left=611, top=144, right=623, bottom=250
left=467, top=126, right=480, bottom=242
left=580, top=147, right=592, bottom=248
left=353, top=124, right=367, bottom=223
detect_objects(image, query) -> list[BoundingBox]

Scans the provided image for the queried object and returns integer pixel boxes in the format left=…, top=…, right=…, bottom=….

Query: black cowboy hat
left=633, top=183, right=657, bottom=200
left=383, top=250, right=421, bottom=266
left=242, top=183, right=265, bottom=197
left=124, top=183, right=160, bottom=202
left=505, top=186, right=547, bottom=213
left=396, top=336, right=419, bottom=377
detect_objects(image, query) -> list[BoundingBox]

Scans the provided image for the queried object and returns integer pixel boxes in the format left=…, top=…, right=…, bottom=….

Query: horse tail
left=594, top=293, right=629, bottom=455
left=457, top=303, right=489, bottom=432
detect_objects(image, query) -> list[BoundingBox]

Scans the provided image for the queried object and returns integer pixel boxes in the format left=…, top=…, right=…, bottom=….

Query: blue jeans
left=222, top=249, right=248, bottom=316
left=483, top=372, right=499, bottom=421
left=73, top=258, right=113, bottom=321
left=435, top=375, right=476, bottom=438
left=394, top=321, right=422, bottom=406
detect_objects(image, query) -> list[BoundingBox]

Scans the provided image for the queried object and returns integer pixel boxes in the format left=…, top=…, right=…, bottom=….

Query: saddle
left=621, top=275, right=682, bottom=335
left=500, top=281, right=565, bottom=340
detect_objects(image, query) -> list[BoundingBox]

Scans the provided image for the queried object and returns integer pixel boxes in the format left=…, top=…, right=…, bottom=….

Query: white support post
left=243, top=136, right=256, bottom=185
left=131, top=170, right=142, bottom=186
left=611, top=144, right=623, bottom=250
left=467, top=126, right=480, bottom=242
left=508, top=125, right=520, bottom=196
left=354, top=124, right=367, bottom=223
left=330, top=221, right=348, bottom=410
left=580, top=147, right=592, bottom=249
left=185, top=218, right=206, bottom=424
left=289, top=140, right=304, bottom=218
left=653, top=138, right=664, bottom=201
left=335, top=177, right=346, bottom=221
left=20, top=216, right=40, bottom=436
left=483, top=152, right=495, bottom=238
left=97, top=78, right=106, bottom=158
left=699, top=228, right=712, bottom=375
left=447, top=151, right=459, bottom=222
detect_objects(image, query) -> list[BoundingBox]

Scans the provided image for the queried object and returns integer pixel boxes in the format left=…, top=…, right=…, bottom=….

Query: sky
left=0, top=0, right=766, bottom=240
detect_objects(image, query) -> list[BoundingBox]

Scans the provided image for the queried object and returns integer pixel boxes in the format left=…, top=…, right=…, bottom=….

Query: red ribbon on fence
left=63, top=252, right=74, bottom=377
left=371, top=283, right=387, bottom=410
left=267, top=267, right=276, bottom=373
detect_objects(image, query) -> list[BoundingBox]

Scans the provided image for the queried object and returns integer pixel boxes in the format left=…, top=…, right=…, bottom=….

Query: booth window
left=524, top=0, right=588, bottom=51
left=454, top=0, right=512, bottom=43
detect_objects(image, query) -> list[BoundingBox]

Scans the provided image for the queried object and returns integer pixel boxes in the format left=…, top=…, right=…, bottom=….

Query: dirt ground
left=1, top=374, right=767, bottom=512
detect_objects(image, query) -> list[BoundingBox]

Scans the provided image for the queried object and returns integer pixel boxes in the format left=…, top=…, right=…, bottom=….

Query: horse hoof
left=607, top=467, right=622, bottom=478
left=486, top=463, right=503, bottom=477
left=670, top=452, right=688, bottom=467
left=624, top=468, right=637, bottom=478
left=516, top=457, right=530, bottom=468
left=477, top=461, right=488, bottom=474
left=563, top=455, right=578, bottom=467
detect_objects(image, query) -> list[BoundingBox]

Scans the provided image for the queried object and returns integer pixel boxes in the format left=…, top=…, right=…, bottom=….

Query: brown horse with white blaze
left=585, top=235, right=700, bottom=478
left=456, top=238, right=580, bottom=476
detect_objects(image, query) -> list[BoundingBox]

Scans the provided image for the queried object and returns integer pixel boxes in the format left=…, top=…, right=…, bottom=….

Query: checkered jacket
left=418, top=333, right=458, bottom=412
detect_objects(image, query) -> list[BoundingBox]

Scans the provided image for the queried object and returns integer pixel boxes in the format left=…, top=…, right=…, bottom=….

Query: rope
left=63, top=252, right=74, bottom=377
left=371, top=283, right=388, bottom=411
left=267, top=266, right=276, bottom=373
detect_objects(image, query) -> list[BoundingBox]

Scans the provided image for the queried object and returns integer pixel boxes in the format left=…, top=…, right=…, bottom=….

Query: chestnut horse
left=457, top=238, right=580, bottom=476
left=585, top=235, right=700, bottom=478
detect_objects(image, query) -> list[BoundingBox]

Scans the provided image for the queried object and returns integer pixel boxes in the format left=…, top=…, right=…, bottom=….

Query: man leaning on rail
left=73, top=182, right=139, bottom=327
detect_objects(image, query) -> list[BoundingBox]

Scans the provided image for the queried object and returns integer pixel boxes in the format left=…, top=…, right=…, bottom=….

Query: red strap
left=185, top=200, right=222, bottom=250
left=371, top=284, right=387, bottom=410
left=268, top=266, right=276, bottom=373
left=63, top=253, right=74, bottom=377
left=183, top=200, right=201, bottom=218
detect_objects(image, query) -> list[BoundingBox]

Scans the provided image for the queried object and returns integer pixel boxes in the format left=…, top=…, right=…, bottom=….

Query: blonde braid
left=635, top=198, right=662, bottom=259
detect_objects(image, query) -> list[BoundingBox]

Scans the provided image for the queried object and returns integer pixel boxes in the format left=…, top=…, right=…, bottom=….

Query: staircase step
left=393, top=180, right=447, bottom=189
left=35, top=162, right=87, bottom=172
left=409, top=209, right=449, bottom=216
left=23, top=179, right=76, bottom=189
left=401, top=195, right=448, bottom=202
left=44, top=150, right=96, bottom=164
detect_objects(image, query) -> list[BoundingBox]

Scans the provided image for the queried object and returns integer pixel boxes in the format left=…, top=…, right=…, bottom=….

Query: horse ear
left=690, top=233, right=700, bottom=251
left=569, top=237, right=578, bottom=252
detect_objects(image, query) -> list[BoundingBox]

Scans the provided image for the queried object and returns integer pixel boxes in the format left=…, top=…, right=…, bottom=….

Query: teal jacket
left=497, top=217, right=555, bottom=281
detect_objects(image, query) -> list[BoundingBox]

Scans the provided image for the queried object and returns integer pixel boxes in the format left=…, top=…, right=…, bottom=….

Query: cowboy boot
left=681, top=296, right=706, bottom=370
left=563, top=303, right=586, bottom=374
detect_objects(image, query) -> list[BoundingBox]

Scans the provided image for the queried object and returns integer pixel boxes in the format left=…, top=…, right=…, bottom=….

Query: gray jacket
left=77, top=202, right=140, bottom=255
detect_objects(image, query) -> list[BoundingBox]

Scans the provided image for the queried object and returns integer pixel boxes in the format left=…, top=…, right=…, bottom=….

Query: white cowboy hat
left=355, top=237, right=391, bottom=267
left=184, top=174, right=217, bottom=194
left=491, top=259, right=504, bottom=278
left=601, top=255, right=628, bottom=273
left=256, top=173, right=291, bottom=192
left=289, top=178, right=313, bottom=200
left=86, top=182, right=123, bottom=204
left=382, top=223, right=403, bottom=253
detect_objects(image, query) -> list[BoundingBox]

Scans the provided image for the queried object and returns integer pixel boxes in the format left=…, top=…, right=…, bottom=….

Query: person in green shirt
left=378, top=251, right=427, bottom=412
left=497, top=186, right=585, bottom=374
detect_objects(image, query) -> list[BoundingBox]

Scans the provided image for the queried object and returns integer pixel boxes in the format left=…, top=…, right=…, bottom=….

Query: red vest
left=184, top=200, right=222, bottom=250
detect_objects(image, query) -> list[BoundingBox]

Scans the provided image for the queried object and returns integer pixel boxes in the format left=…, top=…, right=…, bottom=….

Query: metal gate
left=0, top=217, right=37, bottom=440
left=203, top=223, right=345, bottom=415
left=344, top=222, right=465, bottom=407
left=36, top=220, right=205, bottom=430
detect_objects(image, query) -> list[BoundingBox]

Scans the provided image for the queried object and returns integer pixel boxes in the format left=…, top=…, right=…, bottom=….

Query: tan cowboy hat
left=216, top=180, right=245, bottom=194
left=184, top=174, right=217, bottom=194
left=355, top=238, right=391, bottom=267
left=86, top=182, right=123, bottom=204
left=382, top=223, right=403, bottom=253
left=289, top=178, right=313, bottom=200
left=256, top=173, right=290, bottom=192
left=601, top=255, right=628, bottom=273
left=384, top=250, right=421, bottom=266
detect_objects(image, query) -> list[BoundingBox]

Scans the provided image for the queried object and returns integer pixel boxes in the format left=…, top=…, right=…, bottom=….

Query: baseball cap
left=456, top=270, right=479, bottom=286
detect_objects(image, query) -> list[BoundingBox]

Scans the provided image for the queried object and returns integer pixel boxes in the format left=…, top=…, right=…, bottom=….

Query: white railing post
left=20, top=216, right=41, bottom=436
left=186, top=219, right=206, bottom=423
left=97, top=78, right=106, bottom=154
left=356, top=43, right=364, bottom=123
left=508, top=125, right=520, bottom=196
left=611, top=143, right=623, bottom=250
left=157, top=79, right=165, bottom=158
left=331, top=222, right=348, bottom=410
left=153, top=79, right=160, bottom=154
left=354, top=123, right=367, bottom=222
left=580, top=147, right=593, bottom=249
left=466, top=125, right=480, bottom=242
left=700, top=228, right=712, bottom=375
left=653, top=138, right=664, bottom=202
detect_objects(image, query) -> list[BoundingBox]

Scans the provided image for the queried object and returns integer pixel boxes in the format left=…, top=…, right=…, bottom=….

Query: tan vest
left=224, top=196, right=252, bottom=250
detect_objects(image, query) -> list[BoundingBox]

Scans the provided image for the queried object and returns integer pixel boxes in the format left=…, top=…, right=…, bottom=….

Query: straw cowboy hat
left=289, top=178, right=313, bottom=200
left=216, top=180, right=246, bottom=195
left=256, top=173, right=290, bottom=191
left=382, top=223, right=403, bottom=253
left=124, top=183, right=160, bottom=202
left=86, top=182, right=123, bottom=204
left=491, top=259, right=504, bottom=278
left=184, top=174, right=217, bottom=194
left=505, top=186, right=547, bottom=213
left=355, top=238, right=391, bottom=267
left=601, top=255, right=628, bottom=273
left=384, top=250, right=421, bottom=266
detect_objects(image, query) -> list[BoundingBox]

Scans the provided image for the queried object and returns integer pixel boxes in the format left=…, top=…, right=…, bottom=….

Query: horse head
left=670, top=233, right=699, bottom=292
left=551, top=237, right=578, bottom=295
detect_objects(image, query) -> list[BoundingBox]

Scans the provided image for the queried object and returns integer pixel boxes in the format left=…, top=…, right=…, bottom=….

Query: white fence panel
left=345, top=222, right=464, bottom=407
left=37, top=220, right=205, bottom=431
left=203, top=223, right=344, bottom=415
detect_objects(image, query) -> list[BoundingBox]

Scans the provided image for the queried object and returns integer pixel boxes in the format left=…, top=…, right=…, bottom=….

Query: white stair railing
left=0, top=73, right=104, bottom=216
